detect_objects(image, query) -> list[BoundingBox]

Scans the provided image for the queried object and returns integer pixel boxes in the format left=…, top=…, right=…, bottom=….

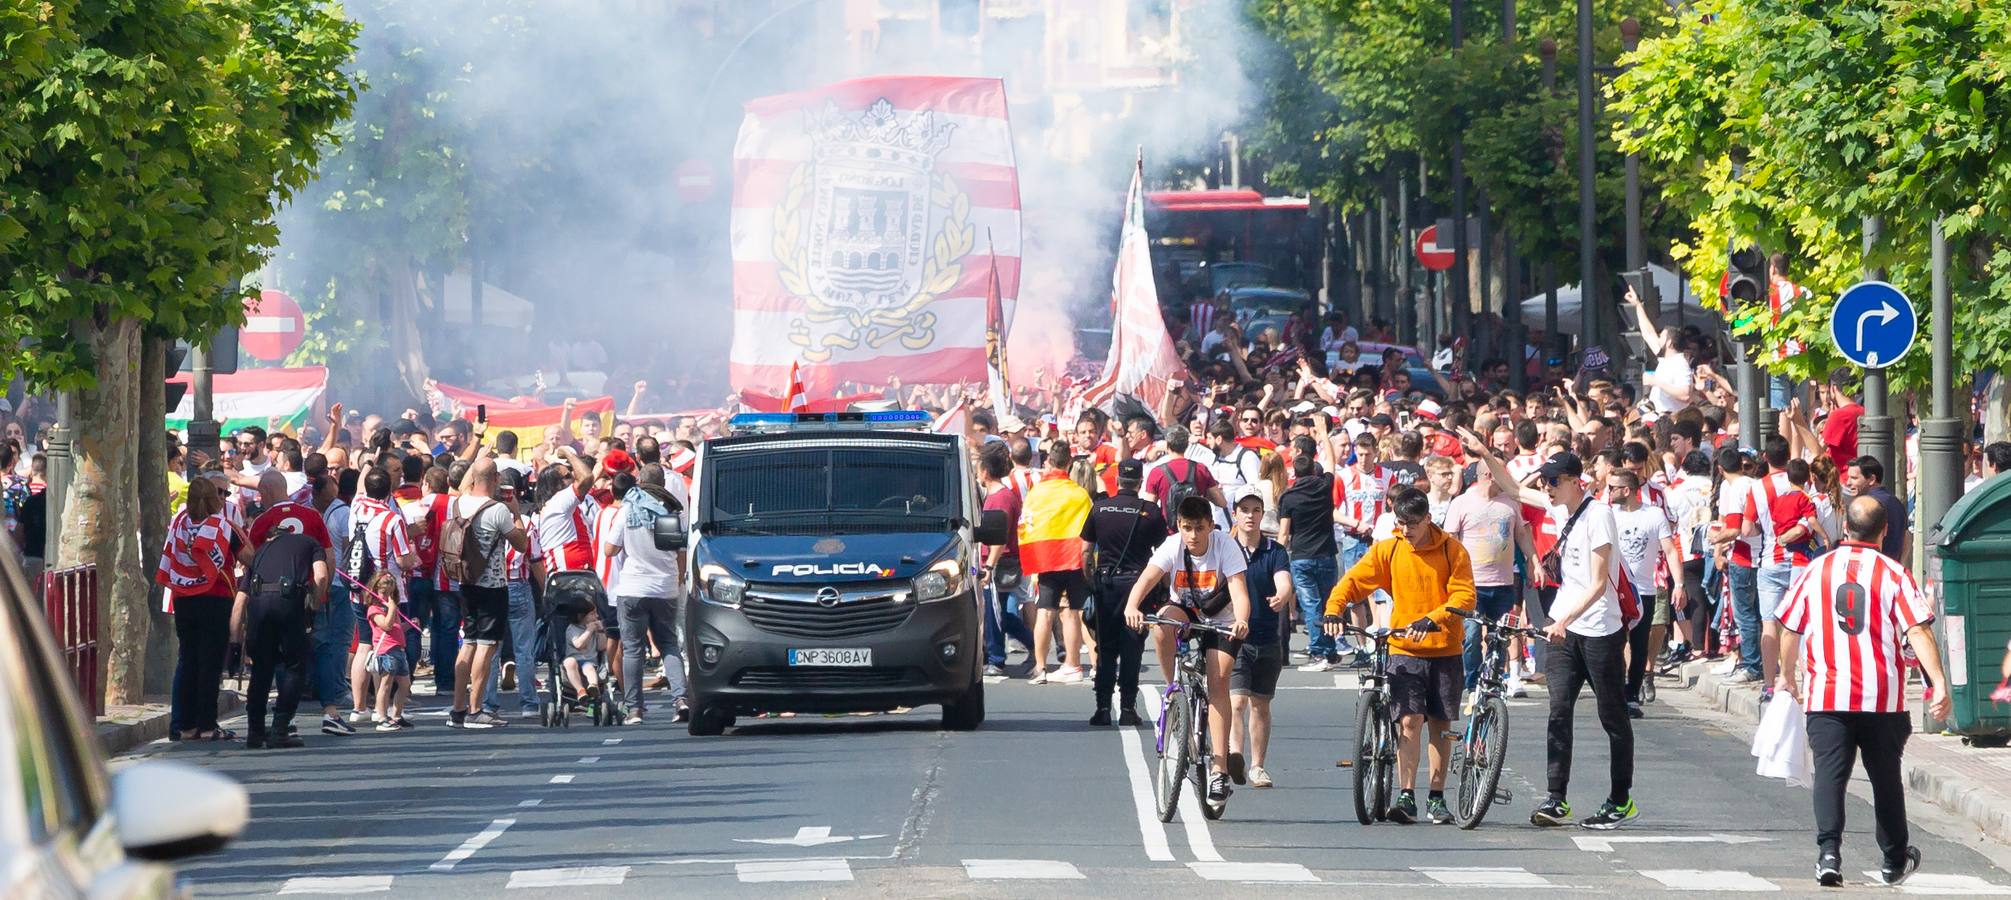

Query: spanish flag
left=1018, top=472, right=1092, bottom=576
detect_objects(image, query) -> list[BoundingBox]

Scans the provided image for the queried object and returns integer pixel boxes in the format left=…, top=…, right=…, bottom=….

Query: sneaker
left=1530, top=797, right=1572, bottom=827
left=461, top=712, right=495, bottom=729
left=1879, top=847, right=1921, bottom=886
left=473, top=709, right=508, bottom=728
left=347, top=709, right=371, bottom=724
left=1248, top=766, right=1273, bottom=788
left=983, top=664, right=1007, bottom=677
left=1627, top=702, right=1644, bottom=719
left=370, top=710, right=384, bottom=724
left=1297, top=658, right=1336, bottom=673
left=1089, top=707, right=1112, bottom=726
left=322, top=715, right=356, bottom=736
left=1029, top=669, right=1050, bottom=685
left=1727, top=669, right=1762, bottom=684
left=396, top=716, right=416, bottom=729
left=1579, top=797, right=1639, bottom=830
left=1815, top=852, right=1843, bottom=887
left=1386, top=790, right=1417, bottom=824
left=673, top=701, right=690, bottom=724
left=1227, top=752, right=1247, bottom=785
left=1711, top=658, right=1740, bottom=676
left=500, top=661, right=516, bottom=691
left=1348, top=651, right=1373, bottom=669
left=375, top=720, right=401, bottom=733
left=1050, top=666, right=1085, bottom=684
left=623, top=714, right=644, bottom=726
left=1117, top=708, right=1142, bottom=727
left=1506, top=677, right=1528, bottom=699
left=1206, top=771, right=1232, bottom=804
left=1427, top=795, right=1453, bottom=824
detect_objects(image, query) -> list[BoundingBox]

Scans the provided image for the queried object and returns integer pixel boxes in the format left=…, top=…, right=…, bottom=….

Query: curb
left=1666, top=660, right=2011, bottom=846
left=97, top=692, right=244, bottom=757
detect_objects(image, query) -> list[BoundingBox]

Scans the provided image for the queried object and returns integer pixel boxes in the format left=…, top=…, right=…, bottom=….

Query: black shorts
left=1230, top=641, right=1284, bottom=698
left=1036, top=570, right=1091, bottom=610
left=461, top=585, right=510, bottom=646
left=1387, top=653, right=1464, bottom=721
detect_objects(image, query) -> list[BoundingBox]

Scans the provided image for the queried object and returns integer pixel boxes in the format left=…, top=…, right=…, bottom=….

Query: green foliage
left=1244, top=0, right=1675, bottom=279
left=0, top=0, right=361, bottom=390
left=1613, top=0, right=2011, bottom=390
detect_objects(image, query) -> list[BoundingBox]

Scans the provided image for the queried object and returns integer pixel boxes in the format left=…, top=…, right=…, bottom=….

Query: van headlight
left=912, top=559, right=965, bottom=603
left=698, top=564, right=746, bottom=609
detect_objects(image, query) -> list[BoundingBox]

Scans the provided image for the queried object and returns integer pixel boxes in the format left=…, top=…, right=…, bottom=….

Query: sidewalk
left=98, top=692, right=244, bottom=757
left=1665, top=659, right=2011, bottom=846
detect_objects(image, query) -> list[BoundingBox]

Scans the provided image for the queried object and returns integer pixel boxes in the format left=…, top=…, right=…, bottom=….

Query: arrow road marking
left=1855, top=300, right=1899, bottom=353
left=1573, top=833, right=1771, bottom=853
left=734, top=826, right=889, bottom=848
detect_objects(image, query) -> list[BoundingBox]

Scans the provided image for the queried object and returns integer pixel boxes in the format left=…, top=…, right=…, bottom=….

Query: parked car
left=1189, top=261, right=1274, bottom=298
left=0, top=536, right=249, bottom=898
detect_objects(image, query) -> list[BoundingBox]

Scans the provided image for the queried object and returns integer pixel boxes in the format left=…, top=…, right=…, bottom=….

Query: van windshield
left=704, top=445, right=957, bottom=524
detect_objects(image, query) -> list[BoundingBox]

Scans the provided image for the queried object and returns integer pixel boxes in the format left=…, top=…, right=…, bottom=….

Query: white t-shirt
left=605, top=481, right=690, bottom=599
left=1612, top=505, right=1669, bottom=592
left=1557, top=500, right=1623, bottom=637
left=1147, top=532, right=1247, bottom=626
left=1648, top=351, right=1693, bottom=414
left=1716, top=476, right=1757, bottom=564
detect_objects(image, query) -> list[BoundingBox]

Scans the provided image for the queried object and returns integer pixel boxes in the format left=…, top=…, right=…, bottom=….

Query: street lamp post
left=1920, top=217, right=1964, bottom=545
left=1503, top=0, right=1527, bottom=391
left=1450, top=0, right=1471, bottom=352
left=1859, top=216, right=1895, bottom=483
left=1576, top=0, right=1600, bottom=355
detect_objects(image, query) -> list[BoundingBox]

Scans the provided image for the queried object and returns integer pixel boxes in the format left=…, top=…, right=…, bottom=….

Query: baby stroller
left=537, top=570, right=623, bottom=728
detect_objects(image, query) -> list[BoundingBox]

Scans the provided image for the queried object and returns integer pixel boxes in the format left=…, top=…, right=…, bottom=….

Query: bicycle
left=1145, top=613, right=1236, bottom=823
left=1337, top=620, right=1397, bottom=825
left=1446, top=607, right=1547, bottom=829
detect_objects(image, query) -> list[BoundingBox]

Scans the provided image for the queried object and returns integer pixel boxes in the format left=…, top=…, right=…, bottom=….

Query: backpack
left=1162, top=460, right=1204, bottom=518
left=440, top=499, right=501, bottom=585
left=345, top=514, right=376, bottom=584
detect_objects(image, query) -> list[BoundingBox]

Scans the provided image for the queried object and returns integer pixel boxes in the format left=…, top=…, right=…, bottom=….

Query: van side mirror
left=652, top=512, right=687, bottom=551
left=973, top=509, right=1009, bottom=546
left=114, top=761, right=248, bottom=861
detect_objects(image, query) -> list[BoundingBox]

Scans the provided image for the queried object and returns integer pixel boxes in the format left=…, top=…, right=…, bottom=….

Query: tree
left=1614, top=0, right=2011, bottom=404
left=0, top=0, right=359, bottom=704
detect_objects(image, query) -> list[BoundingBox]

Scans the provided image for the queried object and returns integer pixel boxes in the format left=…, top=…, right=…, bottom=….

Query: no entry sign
left=242, top=289, right=305, bottom=362
left=1414, top=224, right=1456, bottom=271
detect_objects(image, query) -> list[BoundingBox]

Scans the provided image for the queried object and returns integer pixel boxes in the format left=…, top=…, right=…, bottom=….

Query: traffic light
left=1725, top=244, right=1767, bottom=341
left=165, top=342, right=189, bottom=411
left=172, top=325, right=238, bottom=376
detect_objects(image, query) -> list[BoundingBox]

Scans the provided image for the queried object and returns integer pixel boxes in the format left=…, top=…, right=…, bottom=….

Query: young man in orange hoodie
left=1324, top=486, right=1476, bottom=824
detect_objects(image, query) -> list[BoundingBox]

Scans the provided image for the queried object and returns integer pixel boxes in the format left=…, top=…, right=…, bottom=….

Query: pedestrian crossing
left=274, top=863, right=2011, bottom=894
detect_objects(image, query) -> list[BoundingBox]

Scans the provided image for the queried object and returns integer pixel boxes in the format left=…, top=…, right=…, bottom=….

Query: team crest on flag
left=774, top=99, right=973, bottom=361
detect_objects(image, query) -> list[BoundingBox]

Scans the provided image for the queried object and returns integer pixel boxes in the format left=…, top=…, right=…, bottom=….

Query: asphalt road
left=130, top=648, right=2011, bottom=899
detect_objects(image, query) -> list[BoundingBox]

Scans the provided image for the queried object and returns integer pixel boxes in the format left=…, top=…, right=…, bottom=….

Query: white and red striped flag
left=1082, top=155, right=1189, bottom=413
left=784, top=359, right=808, bottom=412
left=728, top=76, right=1022, bottom=398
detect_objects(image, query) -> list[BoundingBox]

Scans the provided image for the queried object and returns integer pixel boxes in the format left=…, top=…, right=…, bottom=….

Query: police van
left=651, top=410, right=1008, bottom=736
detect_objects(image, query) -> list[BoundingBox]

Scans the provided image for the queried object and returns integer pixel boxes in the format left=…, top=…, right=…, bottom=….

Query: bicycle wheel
left=1371, top=706, right=1395, bottom=822
left=1351, top=691, right=1379, bottom=825
left=1453, top=696, right=1510, bottom=830
left=1154, top=688, right=1191, bottom=823
left=1196, top=696, right=1225, bottom=820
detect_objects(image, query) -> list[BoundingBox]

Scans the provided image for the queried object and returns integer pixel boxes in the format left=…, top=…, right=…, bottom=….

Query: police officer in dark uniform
left=1081, top=459, right=1168, bottom=726
left=231, top=525, right=330, bottom=749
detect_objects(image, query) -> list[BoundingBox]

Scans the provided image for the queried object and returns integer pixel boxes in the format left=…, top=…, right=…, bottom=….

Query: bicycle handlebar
left=1448, top=606, right=1548, bottom=639
left=1142, top=613, right=1235, bottom=636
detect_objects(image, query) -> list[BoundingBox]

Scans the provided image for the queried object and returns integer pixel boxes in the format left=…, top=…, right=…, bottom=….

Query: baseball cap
left=1228, top=485, right=1266, bottom=509
left=1367, top=413, right=1396, bottom=429
left=1537, top=451, right=1583, bottom=481
left=999, top=414, right=1026, bottom=433
left=1117, top=459, right=1144, bottom=484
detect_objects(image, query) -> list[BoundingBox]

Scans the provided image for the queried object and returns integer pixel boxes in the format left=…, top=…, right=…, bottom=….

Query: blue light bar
left=729, top=413, right=798, bottom=428
left=865, top=410, right=930, bottom=424
left=728, top=410, right=932, bottom=433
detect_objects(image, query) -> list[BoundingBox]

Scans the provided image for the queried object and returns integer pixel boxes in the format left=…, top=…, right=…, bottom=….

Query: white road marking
left=1860, top=872, right=2011, bottom=895
left=577, top=756, right=600, bottom=764
left=1114, top=684, right=1176, bottom=862
left=1187, top=862, right=1319, bottom=883
left=602, top=738, right=621, bottom=745
left=1143, top=684, right=1224, bottom=863
left=735, top=858, right=853, bottom=882
left=507, top=866, right=629, bottom=888
left=429, top=819, right=515, bottom=871
left=962, top=859, right=1086, bottom=880
left=1416, top=866, right=1553, bottom=887
left=279, top=876, right=393, bottom=894
left=548, top=774, right=575, bottom=784
left=1575, top=833, right=1770, bottom=853
left=1639, top=870, right=1781, bottom=892
left=734, top=825, right=886, bottom=847
left=517, top=799, right=542, bottom=808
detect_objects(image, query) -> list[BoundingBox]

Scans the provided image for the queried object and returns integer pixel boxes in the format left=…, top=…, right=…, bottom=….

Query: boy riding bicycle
left=1125, top=495, right=1254, bottom=808
left=1324, top=486, right=1476, bottom=824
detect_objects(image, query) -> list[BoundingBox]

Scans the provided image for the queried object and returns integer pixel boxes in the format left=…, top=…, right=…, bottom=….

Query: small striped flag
left=784, top=360, right=808, bottom=412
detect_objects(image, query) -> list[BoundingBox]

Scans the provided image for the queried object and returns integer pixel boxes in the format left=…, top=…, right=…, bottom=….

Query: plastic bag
left=1752, top=693, right=1812, bottom=788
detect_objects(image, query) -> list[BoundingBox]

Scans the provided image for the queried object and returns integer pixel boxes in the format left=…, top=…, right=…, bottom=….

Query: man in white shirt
left=604, top=463, right=691, bottom=725
left=1531, top=452, right=1638, bottom=831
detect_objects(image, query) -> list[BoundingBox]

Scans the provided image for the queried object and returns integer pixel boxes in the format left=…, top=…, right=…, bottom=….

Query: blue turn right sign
left=1829, top=281, right=1918, bottom=369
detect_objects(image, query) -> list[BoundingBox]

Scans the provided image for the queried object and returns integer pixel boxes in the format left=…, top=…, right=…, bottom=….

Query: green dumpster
left=1930, top=473, right=2011, bottom=739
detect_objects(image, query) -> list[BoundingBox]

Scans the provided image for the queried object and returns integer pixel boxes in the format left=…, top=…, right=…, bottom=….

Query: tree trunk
left=386, top=257, right=431, bottom=404
left=138, top=334, right=175, bottom=696
left=57, top=316, right=147, bottom=707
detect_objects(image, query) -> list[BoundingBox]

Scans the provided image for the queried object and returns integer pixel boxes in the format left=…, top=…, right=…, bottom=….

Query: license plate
left=788, top=648, right=871, bottom=667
